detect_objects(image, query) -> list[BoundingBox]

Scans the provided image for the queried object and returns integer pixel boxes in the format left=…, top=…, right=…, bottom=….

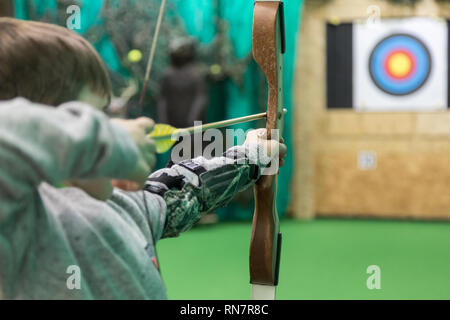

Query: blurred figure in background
left=157, top=37, right=208, bottom=129
left=157, top=38, right=217, bottom=224
left=157, top=37, right=210, bottom=162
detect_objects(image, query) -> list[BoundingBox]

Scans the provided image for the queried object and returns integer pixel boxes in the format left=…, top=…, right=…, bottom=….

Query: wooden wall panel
left=315, top=147, right=450, bottom=219
left=292, top=0, right=450, bottom=220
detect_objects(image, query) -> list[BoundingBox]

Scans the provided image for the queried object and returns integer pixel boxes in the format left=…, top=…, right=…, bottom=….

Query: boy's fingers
left=256, top=128, right=267, bottom=138
left=145, top=138, right=157, bottom=154
left=112, top=180, right=141, bottom=191
left=147, top=153, right=157, bottom=169
left=130, top=158, right=150, bottom=187
left=143, top=139, right=157, bottom=168
left=278, top=143, right=287, bottom=158
left=136, top=117, right=155, bottom=134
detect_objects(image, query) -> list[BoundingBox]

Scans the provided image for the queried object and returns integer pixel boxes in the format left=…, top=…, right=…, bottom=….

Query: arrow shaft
left=184, top=111, right=267, bottom=133
left=150, top=111, right=268, bottom=140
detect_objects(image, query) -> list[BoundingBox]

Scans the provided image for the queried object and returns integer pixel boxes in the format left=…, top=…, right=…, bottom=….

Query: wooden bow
left=249, top=0, right=285, bottom=300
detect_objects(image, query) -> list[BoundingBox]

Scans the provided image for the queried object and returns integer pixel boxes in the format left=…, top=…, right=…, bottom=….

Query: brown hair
left=0, top=18, right=111, bottom=106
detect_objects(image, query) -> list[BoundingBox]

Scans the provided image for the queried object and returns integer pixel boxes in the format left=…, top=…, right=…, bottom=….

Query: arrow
left=148, top=109, right=287, bottom=153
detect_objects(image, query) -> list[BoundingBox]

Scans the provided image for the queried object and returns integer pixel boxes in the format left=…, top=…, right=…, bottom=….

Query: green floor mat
left=157, top=219, right=450, bottom=299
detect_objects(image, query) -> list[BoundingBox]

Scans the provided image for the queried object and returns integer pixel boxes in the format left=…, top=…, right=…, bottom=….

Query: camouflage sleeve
left=144, top=142, right=273, bottom=238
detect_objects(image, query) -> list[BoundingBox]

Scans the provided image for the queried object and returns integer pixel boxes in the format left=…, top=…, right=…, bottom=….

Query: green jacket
left=0, top=98, right=269, bottom=299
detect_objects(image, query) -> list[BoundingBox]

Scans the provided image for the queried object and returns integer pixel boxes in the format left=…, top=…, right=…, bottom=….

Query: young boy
left=0, top=18, right=286, bottom=299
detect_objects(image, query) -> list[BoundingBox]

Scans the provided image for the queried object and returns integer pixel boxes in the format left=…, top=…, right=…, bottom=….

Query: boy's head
left=0, top=18, right=116, bottom=200
left=169, top=37, right=196, bottom=67
left=0, top=18, right=111, bottom=109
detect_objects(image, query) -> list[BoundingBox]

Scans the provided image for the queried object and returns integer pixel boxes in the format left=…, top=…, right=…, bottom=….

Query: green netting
left=13, top=0, right=303, bottom=219
left=169, top=0, right=303, bottom=220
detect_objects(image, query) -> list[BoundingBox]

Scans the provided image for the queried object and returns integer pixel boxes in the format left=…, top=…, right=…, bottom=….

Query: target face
left=369, top=34, right=431, bottom=96
left=352, top=17, right=447, bottom=111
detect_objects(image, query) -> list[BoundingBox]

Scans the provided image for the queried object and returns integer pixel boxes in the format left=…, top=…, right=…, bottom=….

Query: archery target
left=354, top=18, right=447, bottom=111
left=369, top=34, right=431, bottom=96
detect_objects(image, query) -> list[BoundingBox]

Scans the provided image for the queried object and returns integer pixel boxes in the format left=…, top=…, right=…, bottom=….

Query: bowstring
left=138, top=0, right=167, bottom=114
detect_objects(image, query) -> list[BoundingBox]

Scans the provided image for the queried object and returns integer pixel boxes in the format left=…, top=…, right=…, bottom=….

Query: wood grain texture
left=250, top=1, right=283, bottom=287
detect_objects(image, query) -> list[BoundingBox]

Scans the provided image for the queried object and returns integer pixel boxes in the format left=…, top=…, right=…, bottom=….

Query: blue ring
left=369, top=34, right=431, bottom=96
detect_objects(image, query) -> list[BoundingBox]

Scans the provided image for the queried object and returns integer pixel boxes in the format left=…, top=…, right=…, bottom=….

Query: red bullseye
left=383, top=49, right=416, bottom=81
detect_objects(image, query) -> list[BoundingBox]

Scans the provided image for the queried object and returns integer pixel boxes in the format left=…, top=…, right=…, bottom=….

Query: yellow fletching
left=148, top=124, right=179, bottom=154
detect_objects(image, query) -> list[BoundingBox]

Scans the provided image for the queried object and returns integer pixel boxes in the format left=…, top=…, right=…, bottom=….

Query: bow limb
left=250, top=0, right=285, bottom=300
